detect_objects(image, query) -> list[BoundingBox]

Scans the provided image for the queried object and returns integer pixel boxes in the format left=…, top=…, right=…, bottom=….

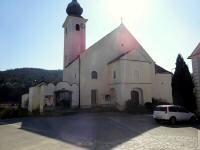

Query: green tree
left=172, top=54, right=196, bottom=112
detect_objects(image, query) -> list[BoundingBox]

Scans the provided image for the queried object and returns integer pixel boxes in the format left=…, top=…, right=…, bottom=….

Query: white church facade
left=62, top=0, right=173, bottom=110
left=22, top=0, right=173, bottom=112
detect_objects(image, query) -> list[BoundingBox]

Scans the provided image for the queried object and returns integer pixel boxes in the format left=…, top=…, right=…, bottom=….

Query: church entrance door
left=91, top=90, right=97, bottom=107
left=131, top=90, right=139, bottom=105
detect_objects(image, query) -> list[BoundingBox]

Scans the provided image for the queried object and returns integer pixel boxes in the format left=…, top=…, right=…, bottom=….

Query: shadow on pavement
left=0, top=112, right=163, bottom=149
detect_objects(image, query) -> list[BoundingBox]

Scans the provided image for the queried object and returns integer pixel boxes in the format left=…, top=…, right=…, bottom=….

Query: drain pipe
left=78, top=56, right=81, bottom=109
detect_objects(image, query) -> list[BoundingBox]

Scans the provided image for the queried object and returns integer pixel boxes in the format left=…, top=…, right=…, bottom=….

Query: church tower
left=63, top=0, right=87, bottom=67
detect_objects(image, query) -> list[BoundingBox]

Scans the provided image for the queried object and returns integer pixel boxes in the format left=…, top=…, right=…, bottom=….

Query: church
left=62, top=0, right=172, bottom=110
left=22, top=0, right=173, bottom=112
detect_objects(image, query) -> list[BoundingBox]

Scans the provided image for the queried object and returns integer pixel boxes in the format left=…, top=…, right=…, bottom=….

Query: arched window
left=91, top=71, right=98, bottom=79
left=76, top=24, right=80, bottom=31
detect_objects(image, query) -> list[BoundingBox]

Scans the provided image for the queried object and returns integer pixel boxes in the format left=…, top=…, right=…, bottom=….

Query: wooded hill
left=0, top=68, right=63, bottom=103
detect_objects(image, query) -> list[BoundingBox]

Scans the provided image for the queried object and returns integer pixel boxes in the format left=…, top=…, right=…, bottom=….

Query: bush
left=31, top=108, right=40, bottom=116
left=152, top=98, right=170, bottom=106
left=17, top=107, right=28, bottom=117
left=0, top=107, right=28, bottom=119
left=125, top=99, right=138, bottom=112
left=144, top=102, right=153, bottom=112
left=125, top=100, right=149, bottom=114
left=0, top=107, right=18, bottom=119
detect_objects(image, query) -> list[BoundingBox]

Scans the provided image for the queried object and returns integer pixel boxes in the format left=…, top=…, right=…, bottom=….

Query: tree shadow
left=0, top=112, right=171, bottom=150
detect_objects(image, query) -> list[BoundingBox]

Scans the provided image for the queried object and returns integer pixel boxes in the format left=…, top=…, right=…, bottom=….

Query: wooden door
left=91, top=90, right=97, bottom=106
left=131, top=90, right=139, bottom=105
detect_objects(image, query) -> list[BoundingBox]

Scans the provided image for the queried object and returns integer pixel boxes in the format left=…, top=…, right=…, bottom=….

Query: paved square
left=0, top=112, right=199, bottom=150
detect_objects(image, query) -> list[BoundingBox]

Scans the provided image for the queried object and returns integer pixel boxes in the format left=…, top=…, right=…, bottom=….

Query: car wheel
left=170, top=117, right=176, bottom=125
left=190, top=116, right=196, bottom=124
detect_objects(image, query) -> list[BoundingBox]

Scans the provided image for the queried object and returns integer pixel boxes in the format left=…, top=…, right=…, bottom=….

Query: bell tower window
left=76, top=24, right=80, bottom=31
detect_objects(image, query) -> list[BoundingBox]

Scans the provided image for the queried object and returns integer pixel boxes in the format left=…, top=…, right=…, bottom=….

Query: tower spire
left=66, top=0, right=83, bottom=17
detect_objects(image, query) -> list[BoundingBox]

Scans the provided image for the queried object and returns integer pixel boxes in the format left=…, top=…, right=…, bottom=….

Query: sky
left=0, top=0, right=199, bottom=72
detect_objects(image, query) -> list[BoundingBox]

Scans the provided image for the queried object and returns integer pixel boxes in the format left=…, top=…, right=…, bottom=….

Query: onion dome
left=66, top=0, right=83, bottom=17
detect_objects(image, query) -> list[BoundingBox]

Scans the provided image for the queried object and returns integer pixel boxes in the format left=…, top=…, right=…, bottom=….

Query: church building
left=21, top=0, right=173, bottom=112
left=63, top=0, right=173, bottom=110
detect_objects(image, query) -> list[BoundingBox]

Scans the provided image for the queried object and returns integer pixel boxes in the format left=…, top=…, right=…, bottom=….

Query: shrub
left=0, top=107, right=17, bottom=119
left=152, top=98, right=170, bottom=106
left=31, top=108, right=40, bottom=116
left=125, top=100, right=149, bottom=114
left=144, top=102, right=153, bottom=112
left=17, top=107, right=28, bottom=117
left=125, top=99, right=138, bottom=112
left=0, top=107, right=29, bottom=119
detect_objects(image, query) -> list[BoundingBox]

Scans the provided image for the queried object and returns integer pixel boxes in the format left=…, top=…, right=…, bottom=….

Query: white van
left=153, top=105, right=197, bottom=124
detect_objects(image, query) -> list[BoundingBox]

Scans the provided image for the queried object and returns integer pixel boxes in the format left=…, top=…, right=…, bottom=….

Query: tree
left=172, top=54, right=196, bottom=112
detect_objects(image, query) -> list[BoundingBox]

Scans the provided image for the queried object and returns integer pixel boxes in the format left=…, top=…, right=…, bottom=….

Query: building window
left=113, top=71, right=116, bottom=79
left=75, top=74, right=76, bottom=79
left=76, top=24, right=80, bottom=31
left=91, top=71, right=98, bottom=79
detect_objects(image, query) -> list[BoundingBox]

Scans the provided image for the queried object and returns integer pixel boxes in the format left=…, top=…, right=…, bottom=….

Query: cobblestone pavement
left=0, top=113, right=199, bottom=150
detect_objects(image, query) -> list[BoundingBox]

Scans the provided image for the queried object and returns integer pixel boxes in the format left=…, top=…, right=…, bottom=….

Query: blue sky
left=0, top=0, right=199, bottom=72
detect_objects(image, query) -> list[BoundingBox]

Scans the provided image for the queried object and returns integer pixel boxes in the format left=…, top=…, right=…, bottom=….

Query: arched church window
left=91, top=71, right=98, bottom=79
left=76, top=24, right=80, bottom=31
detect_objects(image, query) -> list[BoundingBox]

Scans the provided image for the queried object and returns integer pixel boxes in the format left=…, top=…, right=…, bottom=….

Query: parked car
left=153, top=105, right=197, bottom=124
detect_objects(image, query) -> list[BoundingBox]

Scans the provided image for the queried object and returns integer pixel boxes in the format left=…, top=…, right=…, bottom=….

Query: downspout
left=79, top=56, right=81, bottom=108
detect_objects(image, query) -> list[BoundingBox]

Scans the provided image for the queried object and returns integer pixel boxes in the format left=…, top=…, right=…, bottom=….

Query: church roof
left=155, top=64, right=172, bottom=74
left=108, top=52, right=172, bottom=74
left=188, top=42, right=200, bottom=59
left=107, top=49, right=153, bottom=65
left=65, top=24, right=134, bottom=68
left=65, top=24, right=153, bottom=69
left=108, top=51, right=130, bottom=64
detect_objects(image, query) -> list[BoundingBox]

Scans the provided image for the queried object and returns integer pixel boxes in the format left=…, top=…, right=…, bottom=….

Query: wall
left=108, top=55, right=155, bottom=108
left=192, top=58, right=200, bottom=112
left=79, top=25, right=141, bottom=107
left=21, top=94, right=29, bottom=108
left=154, top=74, right=173, bottom=103
left=45, top=83, right=55, bottom=96
left=63, top=16, right=87, bottom=66
left=63, top=58, right=79, bottom=84
left=27, top=82, right=79, bottom=112
left=71, top=84, right=79, bottom=107
left=28, top=87, right=40, bottom=112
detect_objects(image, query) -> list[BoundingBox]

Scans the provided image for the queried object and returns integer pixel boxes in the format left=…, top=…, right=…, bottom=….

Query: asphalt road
left=0, top=112, right=199, bottom=150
